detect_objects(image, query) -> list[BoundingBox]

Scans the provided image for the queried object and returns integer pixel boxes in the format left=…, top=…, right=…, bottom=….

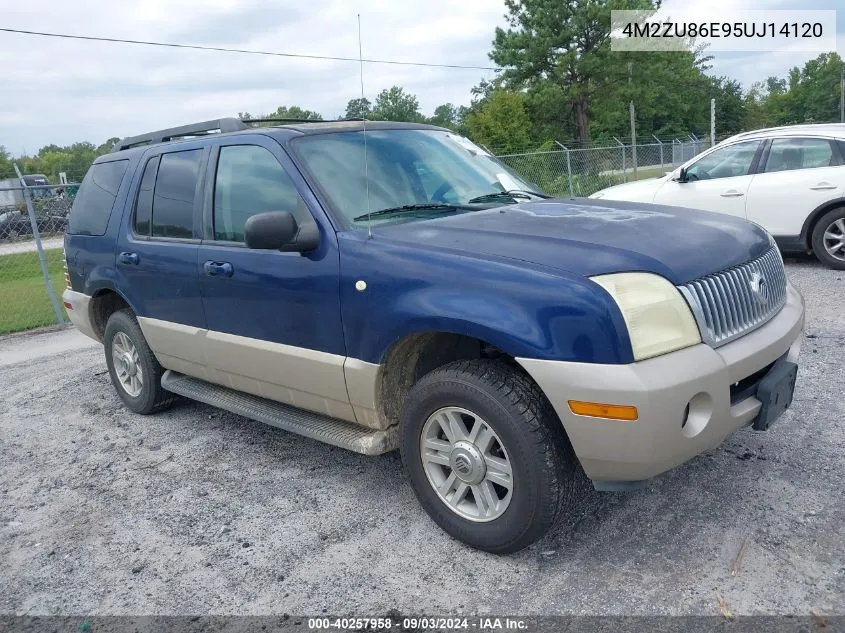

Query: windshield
left=292, top=129, right=544, bottom=226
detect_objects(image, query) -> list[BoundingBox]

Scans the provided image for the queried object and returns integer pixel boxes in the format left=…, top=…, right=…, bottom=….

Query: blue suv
left=63, top=118, right=804, bottom=553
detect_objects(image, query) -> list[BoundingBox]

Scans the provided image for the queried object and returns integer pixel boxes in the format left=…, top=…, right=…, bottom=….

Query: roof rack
left=112, top=118, right=248, bottom=152
left=111, top=117, right=368, bottom=153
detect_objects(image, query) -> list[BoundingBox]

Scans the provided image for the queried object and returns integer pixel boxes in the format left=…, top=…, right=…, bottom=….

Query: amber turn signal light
left=568, top=400, right=638, bottom=421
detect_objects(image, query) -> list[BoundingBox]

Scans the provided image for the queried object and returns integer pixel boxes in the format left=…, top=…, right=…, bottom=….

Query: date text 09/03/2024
left=307, top=617, right=529, bottom=630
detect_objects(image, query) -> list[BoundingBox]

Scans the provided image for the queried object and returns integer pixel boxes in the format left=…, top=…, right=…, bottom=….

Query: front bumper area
left=517, top=282, right=804, bottom=485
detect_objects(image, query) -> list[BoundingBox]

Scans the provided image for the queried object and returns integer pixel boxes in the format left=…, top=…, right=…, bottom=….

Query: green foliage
left=490, top=0, right=660, bottom=143
left=465, top=90, right=532, bottom=153
left=371, top=86, right=424, bottom=122
left=242, top=105, right=323, bottom=124
left=344, top=97, right=371, bottom=120
left=428, top=103, right=460, bottom=129
left=0, top=146, right=15, bottom=179
left=12, top=141, right=110, bottom=183
left=4, top=46, right=843, bottom=188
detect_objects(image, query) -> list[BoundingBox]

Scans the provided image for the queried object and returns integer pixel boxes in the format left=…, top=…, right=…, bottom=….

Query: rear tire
left=400, top=359, right=577, bottom=554
left=104, top=309, right=176, bottom=414
left=811, top=207, right=845, bottom=270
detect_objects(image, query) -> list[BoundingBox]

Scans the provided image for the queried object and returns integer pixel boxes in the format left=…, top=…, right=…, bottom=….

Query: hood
left=590, top=176, right=669, bottom=202
left=373, top=198, right=772, bottom=285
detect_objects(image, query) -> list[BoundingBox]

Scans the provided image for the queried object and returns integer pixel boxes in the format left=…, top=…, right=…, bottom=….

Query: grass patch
left=0, top=248, right=67, bottom=335
left=630, top=166, right=669, bottom=181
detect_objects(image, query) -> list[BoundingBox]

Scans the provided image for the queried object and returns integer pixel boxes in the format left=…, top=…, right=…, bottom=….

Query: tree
left=709, top=77, right=746, bottom=136
left=798, top=53, right=844, bottom=123
left=264, top=105, right=323, bottom=121
left=465, top=90, right=532, bottom=153
left=344, top=97, right=371, bottom=120
left=427, top=103, right=463, bottom=130
left=0, top=146, right=15, bottom=179
left=490, top=0, right=658, bottom=144
left=239, top=105, right=323, bottom=125
left=371, top=86, right=424, bottom=122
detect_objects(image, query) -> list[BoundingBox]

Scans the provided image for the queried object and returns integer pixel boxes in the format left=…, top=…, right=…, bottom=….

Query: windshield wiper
left=352, top=203, right=471, bottom=222
left=467, top=189, right=551, bottom=203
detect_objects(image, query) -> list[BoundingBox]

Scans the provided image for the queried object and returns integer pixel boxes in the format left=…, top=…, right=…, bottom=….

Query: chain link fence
left=0, top=135, right=717, bottom=336
left=496, top=136, right=716, bottom=197
left=0, top=178, right=76, bottom=335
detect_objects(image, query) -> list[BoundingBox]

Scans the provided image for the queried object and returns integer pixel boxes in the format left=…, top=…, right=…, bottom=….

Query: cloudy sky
left=0, top=0, right=842, bottom=153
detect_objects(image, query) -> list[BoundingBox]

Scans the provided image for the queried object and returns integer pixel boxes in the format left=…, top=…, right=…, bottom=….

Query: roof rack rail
left=111, top=117, right=248, bottom=152
left=242, top=117, right=365, bottom=124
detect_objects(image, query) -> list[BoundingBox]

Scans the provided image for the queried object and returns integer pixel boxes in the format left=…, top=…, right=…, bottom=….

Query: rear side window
left=763, top=138, right=836, bottom=173
left=67, top=160, right=129, bottom=235
left=151, top=150, right=203, bottom=239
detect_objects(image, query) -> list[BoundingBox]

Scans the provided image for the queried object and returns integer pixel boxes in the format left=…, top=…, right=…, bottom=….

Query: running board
left=161, top=371, right=398, bottom=455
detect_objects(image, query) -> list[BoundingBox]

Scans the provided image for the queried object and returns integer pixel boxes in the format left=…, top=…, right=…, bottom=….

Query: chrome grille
left=678, top=246, right=787, bottom=347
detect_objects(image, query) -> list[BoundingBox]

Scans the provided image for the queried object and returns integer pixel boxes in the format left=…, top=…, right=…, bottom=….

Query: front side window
left=293, top=129, right=542, bottom=226
left=151, top=149, right=203, bottom=239
left=685, top=141, right=761, bottom=181
left=213, top=145, right=310, bottom=242
left=764, top=138, right=835, bottom=173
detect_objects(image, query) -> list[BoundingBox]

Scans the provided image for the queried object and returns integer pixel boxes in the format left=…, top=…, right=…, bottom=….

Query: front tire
left=811, top=207, right=845, bottom=270
left=104, top=309, right=176, bottom=414
left=400, top=360, right=577, bottom=554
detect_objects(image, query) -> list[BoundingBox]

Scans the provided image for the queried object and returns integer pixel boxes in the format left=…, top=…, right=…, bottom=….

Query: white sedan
left=590, top=124, right=845, bottom=270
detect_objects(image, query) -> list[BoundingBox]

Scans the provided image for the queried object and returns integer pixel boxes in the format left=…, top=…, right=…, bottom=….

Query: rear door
left=652, top=140, right=763, bottom=218
left=745, top=137, right=845, bottom=237
left=115, top=143, right=209, bottom=376
left=196, top=135, right=351, bottom=420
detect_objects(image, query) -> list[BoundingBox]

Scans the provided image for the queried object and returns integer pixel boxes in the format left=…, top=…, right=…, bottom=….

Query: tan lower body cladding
left=136, top=317, right=384, bottom=430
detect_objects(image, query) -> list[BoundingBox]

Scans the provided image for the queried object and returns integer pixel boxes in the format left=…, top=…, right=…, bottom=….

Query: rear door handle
left=720, top=190, right=744, bottom=198
left=118, top=252, right=139, bottom=265
left=203, top=261, right=234, bottom=277
left=809, top=183, right=837, bottom=191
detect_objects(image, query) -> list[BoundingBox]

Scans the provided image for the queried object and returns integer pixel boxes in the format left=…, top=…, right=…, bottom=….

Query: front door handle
left=203, top=261, right=234, bottom=277
left=118, top=252, right=139, bottom=265
left=809, top=183, right=837, bottom=191
left=720, top=190, right=744, bottom=198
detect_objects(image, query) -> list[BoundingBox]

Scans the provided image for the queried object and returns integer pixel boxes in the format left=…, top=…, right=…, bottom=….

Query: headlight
left=591, top=272, right=701, bottom=361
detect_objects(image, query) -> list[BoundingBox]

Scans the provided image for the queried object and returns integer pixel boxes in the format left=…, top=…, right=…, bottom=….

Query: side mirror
left=676, top=167, right=688, bottom=183
left=244, top=211, right=320, bottom=253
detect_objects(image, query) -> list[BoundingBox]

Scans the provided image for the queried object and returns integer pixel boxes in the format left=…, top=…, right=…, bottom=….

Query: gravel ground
left=0, top=237, right=63, bottom=257
left=0, top=258, right=843, bottom=617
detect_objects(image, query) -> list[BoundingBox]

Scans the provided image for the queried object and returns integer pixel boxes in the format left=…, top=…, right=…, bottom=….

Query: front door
left=196, top=136, right=351, bottom=420
left=115, top=145, right=209, bottom=376
left=653, top=140, right=763, bottom=219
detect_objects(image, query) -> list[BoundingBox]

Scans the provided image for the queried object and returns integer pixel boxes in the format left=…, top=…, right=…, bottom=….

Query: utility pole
left=711, top=98, right=716, bottom=147
left=840, top=67, right=844, bottom=123
left=629, top=62, right=637, bottom=179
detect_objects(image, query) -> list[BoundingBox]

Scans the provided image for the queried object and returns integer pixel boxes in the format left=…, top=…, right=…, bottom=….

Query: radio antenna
left=357, top=13, right=372, bottom=239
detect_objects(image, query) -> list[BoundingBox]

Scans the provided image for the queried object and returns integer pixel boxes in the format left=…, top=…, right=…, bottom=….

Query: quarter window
left=67, top=159, right=129, bottom=236
left=685, top=141, right=760, bottom=181
left=764, top=138, right=835, bottom=173
left=151, top=149, right=203, bottom=239
left=213, top=145, right=310, bottom=242
left=133, top=156, right=159, bottom=236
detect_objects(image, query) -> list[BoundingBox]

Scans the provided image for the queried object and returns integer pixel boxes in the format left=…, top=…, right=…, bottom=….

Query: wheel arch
left=373, top=330, right=565, bottom=435
left=87, top=285, right=134, bottom=342
left=800, top=197, right=845, bottom=248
